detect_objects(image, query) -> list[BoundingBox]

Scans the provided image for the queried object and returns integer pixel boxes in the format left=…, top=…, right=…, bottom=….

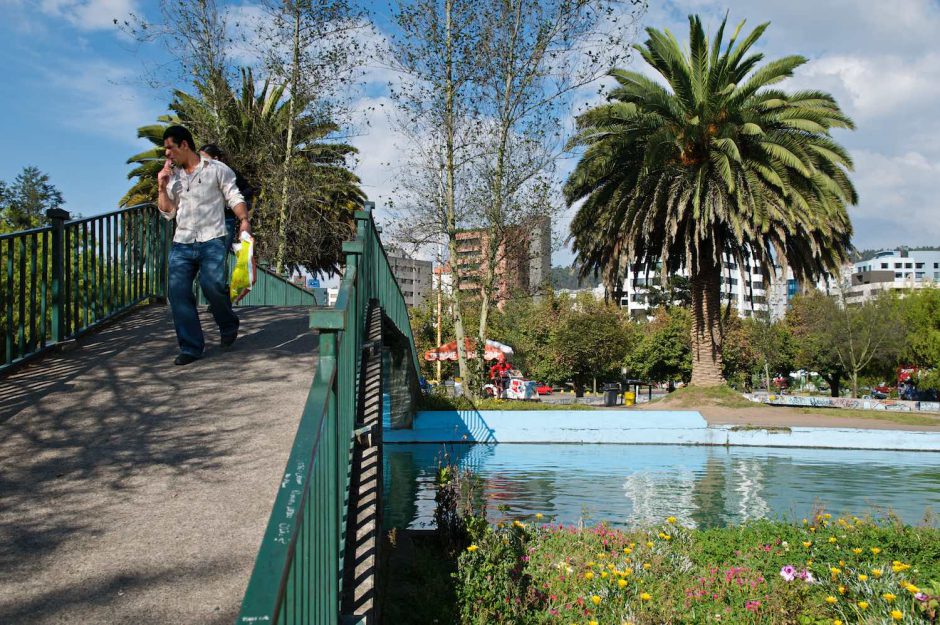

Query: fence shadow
left=0, top=305, right=316, bottom=605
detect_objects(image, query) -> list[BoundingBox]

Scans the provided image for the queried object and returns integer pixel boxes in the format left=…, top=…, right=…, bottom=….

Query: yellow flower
left=589, top=621, right=598, bottom=625
left=858, top=601, right=869, bottom=610
left=871, top=547, right=881, bottom=555
left=642, top=563, right=651, bottom=570
left=640, top=592, right=652, bottom=601
left=825, top=596, right=837, bottom=604
left=601, top=572, right=608, bottom=579
left=629, top=542, right=636, bottom=548
left=535, top=513, right=543, bottom=520
left=891, top=610, right=903, bottom=621
left=858, top=574, right=868, bottom=581
left=591, top=595, right=601, bottom=606
left=828, top=537, right=838, bottom=544
left=838, top=585, right=846, bottom=595
left=588, top=561, right=596, bottom=567
left=618, top=579, right=627, bottom=588
left=803, top=541, right=813, bottom=548
left=584, top=572, right=594, bottom=580
left=802, top=518, right=809, bottom=525
left=852, top=548, right=863, bottom=555
left=904, top=583, right=920, bottom=594
left=623, top=567, right=633, bottom=577
left=830, top=567, right=841, bottom=575
left=666, top=516, right=677, bottom=524
left=810, top=526, right=817, bottom=532
left=833, top=621, right=843, bottom=625
left=646, top=541, right=654, bottom=548
left=513, top=520, right=526, bottom=529
left=872, top=568, right=883, bottom=578
left=824, top=513, right=832, bottom=519
left=623, top=547, right=633, bottom=555
left=893, top=562, right=911, bottom=573
left=883, top=593, right=896, bottom=602
left=466, top=545, right=478, bottom=552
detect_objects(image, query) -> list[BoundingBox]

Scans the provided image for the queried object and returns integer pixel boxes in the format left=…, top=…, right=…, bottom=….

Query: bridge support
left=341, top=301, right=384, bottom=624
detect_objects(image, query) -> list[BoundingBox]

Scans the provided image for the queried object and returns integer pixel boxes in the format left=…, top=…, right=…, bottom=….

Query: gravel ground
left=0, top=304, right=317, bottom=625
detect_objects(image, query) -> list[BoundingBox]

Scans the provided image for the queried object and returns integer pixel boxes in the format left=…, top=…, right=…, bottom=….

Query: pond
left=383, top=443, right=940, bottom=529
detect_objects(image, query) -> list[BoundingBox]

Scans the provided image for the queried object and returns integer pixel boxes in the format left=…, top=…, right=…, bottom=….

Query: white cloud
left=39, top=57, right=162, bottom=145
left=39, top=0, right=137, bottom=31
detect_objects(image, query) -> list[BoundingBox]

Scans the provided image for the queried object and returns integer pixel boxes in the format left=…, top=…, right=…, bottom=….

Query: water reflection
left=383, top=444, right=940, bottom=529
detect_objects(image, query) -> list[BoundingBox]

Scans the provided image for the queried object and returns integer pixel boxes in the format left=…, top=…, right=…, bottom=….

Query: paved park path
left=0, top=305, right=316, bottom=625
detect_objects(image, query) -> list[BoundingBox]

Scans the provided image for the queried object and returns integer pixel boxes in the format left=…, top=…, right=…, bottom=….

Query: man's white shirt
left=162, top=157, right=245, bottom=243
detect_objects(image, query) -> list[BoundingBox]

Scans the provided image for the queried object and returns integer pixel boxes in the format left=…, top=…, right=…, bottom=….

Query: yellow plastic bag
left=230, top=232, right=256, bottom=303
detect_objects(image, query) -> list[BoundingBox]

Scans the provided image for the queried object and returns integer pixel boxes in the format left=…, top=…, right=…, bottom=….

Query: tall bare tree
left=470, top=0, right=646, bottom=361
left=387, top=0, right=485, bottom=387
left=258, top=0, right=367, bottom=274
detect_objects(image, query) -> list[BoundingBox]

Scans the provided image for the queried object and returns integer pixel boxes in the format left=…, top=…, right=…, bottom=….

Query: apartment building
left=845, top=249, right=940, bottom=304
left=451, top=219, right=551, bottom=307
left=387, top=249, right=434, bottom=308
left=614, top=252, right=852, bottom=320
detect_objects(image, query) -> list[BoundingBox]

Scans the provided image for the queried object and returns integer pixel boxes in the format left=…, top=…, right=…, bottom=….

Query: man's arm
left=157, top=159, right=177, bottom=219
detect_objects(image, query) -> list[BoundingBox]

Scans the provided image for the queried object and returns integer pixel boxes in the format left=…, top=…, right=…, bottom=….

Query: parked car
left=535, top=382, right=553, bottom=395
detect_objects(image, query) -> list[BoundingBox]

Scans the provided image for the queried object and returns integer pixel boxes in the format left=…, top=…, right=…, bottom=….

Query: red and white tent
left=424, top=338, right=513, bottom=361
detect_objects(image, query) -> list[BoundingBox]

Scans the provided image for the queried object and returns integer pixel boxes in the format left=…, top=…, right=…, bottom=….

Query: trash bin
left=624, top=390, right=636, bottom=406
left=603, top=383, right=621, bottom=407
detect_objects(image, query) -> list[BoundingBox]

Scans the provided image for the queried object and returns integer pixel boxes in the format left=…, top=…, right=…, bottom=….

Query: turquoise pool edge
left=383, top=410, right=940, bottom=452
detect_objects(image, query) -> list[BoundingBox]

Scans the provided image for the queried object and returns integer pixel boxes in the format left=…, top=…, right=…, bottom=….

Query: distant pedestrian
left=157, top=125, right=251, bottom=365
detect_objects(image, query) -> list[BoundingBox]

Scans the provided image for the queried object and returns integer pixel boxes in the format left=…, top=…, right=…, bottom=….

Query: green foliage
left=549, top=296, right=633, bottom=393
left=416, top=393, right=597, bottom=411
left=900, top=288, right=940, bottom=390
left=625, top=306, right=692, bottom=385
left=0, top=166, right=64, bottom=231
left=551, top=265, right=602, bottom=290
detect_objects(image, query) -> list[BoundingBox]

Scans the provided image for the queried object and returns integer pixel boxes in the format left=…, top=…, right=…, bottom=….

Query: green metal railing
left=0, top=205, right=170, bottom=370
left=236, top=205, right=419, bottom=624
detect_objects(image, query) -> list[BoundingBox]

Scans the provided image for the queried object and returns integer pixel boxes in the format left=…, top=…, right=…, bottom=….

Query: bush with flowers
left=454, top=513, right=940, bottom=624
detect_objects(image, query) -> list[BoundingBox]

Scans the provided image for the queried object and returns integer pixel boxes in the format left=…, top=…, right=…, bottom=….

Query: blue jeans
left=168, top=236, right=239, bottom=357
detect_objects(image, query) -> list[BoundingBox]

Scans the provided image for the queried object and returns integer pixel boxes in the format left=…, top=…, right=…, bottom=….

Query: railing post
left=46, top=208, right=69, bottom=343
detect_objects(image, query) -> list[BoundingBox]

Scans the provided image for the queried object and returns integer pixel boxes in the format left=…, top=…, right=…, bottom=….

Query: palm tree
left=565, top=15, right=856, bottom=386
left=122, top=68, right=364, bottom=274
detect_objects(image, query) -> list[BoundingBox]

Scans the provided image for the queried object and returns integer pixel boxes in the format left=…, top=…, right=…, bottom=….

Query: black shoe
left=221, top=331, right=238, bottom=349
left=174, top=353, right=200, bottom=366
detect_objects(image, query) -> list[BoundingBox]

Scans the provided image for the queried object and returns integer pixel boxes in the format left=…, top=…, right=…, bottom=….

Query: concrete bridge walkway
left=0, top=304, right=317, bottom=625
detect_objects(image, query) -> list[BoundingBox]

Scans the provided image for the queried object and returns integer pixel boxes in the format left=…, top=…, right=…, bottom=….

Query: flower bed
left=455, top=514, right=940, bottom=624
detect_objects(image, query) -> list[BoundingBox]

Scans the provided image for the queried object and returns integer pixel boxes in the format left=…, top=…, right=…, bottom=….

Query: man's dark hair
left=199, top=143, right=224, bottom=160
left=163, top=125, right=196, bottom=151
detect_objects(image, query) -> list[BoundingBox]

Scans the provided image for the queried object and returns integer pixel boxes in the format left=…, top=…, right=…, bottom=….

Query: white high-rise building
left=845, top=249, right=940, bottom=304
left=614, top=254, right=848, bottom=320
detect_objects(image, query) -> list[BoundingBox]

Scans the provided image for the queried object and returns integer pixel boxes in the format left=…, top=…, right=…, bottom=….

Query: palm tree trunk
left=690, top=262, right=725, bottom=387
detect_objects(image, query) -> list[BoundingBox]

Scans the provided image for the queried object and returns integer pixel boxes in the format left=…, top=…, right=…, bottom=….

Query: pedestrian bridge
left=0, top=206, right=419, bottom=625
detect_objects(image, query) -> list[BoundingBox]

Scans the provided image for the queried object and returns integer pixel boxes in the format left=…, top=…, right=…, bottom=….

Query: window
left=916, top=263, right=924, bottom=268
left=881, top=262, right=888, bottom=269
left=895, top=272, right=903, bottom=278
left=906, top=262, right=913, bottom=268
left=895, top=263, right=902, bottom=268
left=915, top=272, right=925, bottom=279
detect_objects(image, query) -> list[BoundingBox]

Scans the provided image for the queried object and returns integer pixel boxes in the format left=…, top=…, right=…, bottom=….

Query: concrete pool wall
left=382, top=410, right=940, bottom=452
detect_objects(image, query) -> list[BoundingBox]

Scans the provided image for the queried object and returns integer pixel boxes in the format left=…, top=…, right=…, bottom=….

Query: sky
left=1, top=0, right=939, bottom=268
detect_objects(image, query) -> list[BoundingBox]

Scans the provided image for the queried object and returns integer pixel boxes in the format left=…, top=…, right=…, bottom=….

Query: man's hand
left=238, top=218, right=252, bottom=236
left=157, top=158, right=172, bottom=190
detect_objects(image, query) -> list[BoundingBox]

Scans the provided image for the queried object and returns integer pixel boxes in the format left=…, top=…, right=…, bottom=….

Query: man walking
left=157, top=125, right=251, bottom=365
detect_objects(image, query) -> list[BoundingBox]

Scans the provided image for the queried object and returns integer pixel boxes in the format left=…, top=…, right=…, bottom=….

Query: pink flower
left=780, top=565, right=797, bottom=581
left=745, top=601, right=761, bottom=612
left=915, top=592, right=928, bottom=602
